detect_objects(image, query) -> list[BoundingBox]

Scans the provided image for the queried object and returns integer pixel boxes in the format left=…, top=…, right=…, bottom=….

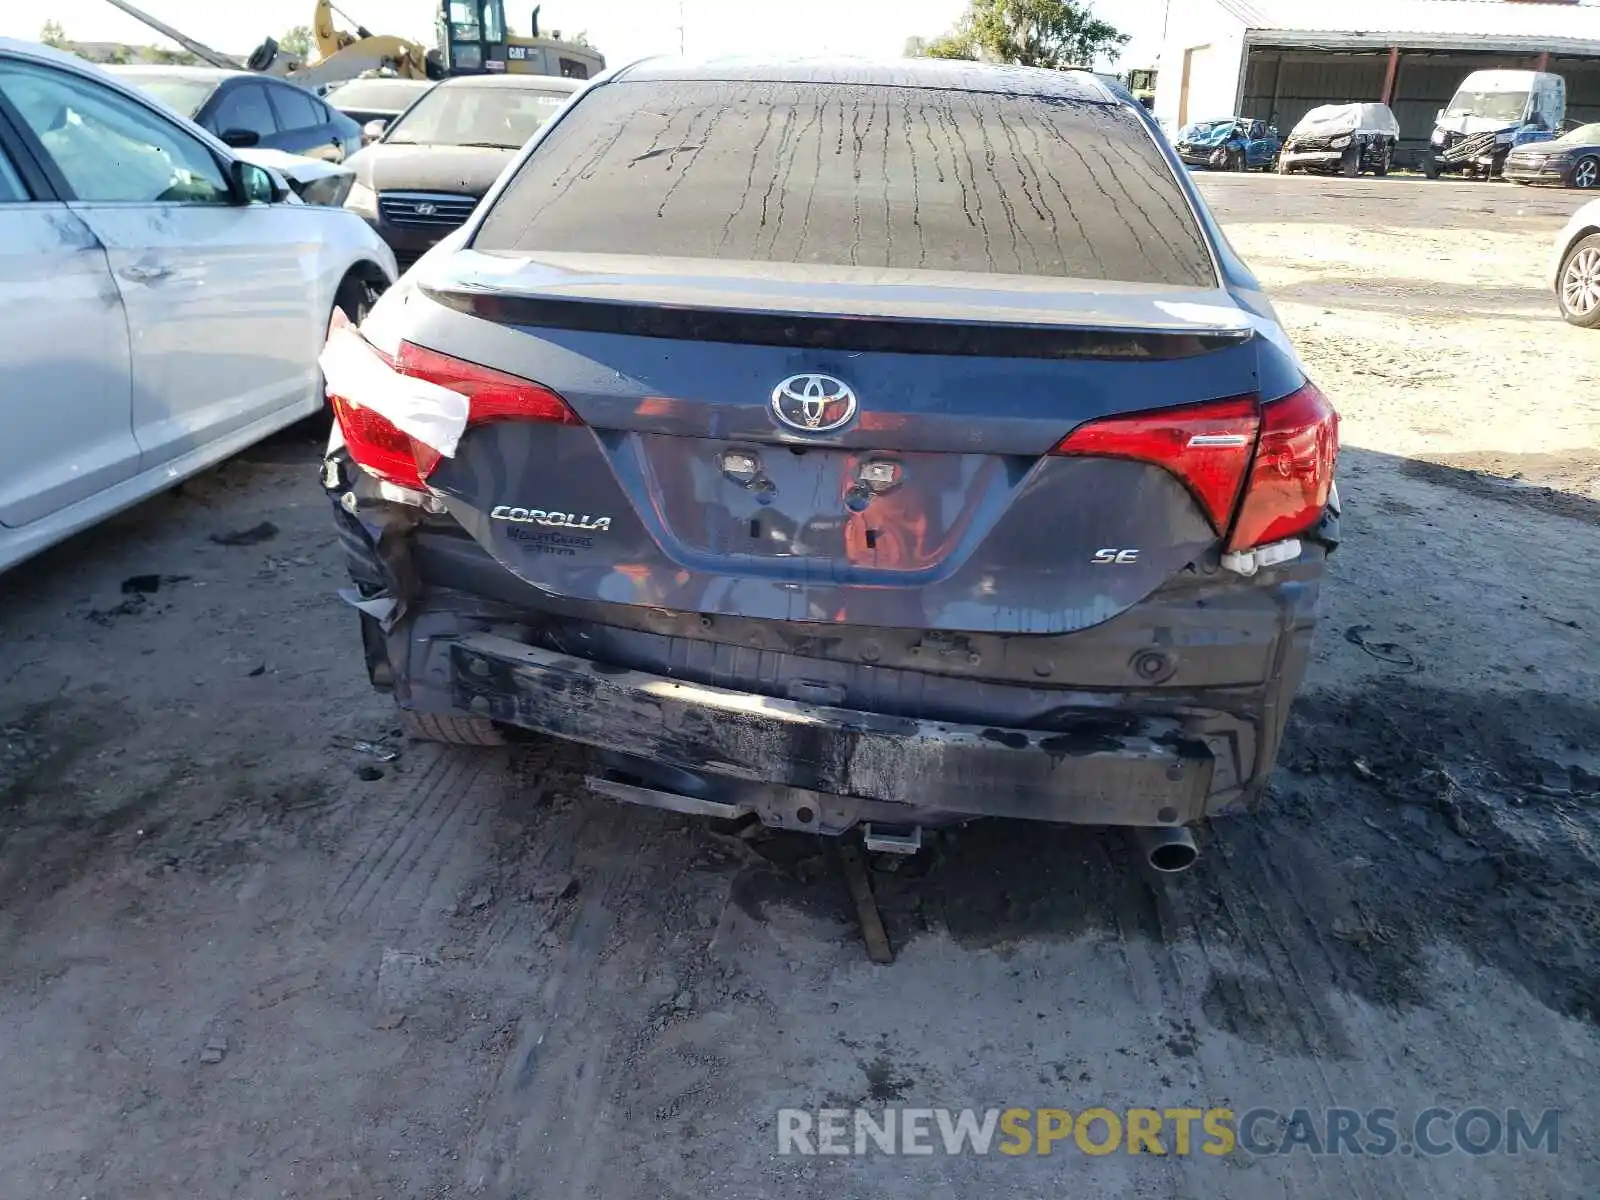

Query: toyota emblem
left=770, top=373, right=858, bottom=433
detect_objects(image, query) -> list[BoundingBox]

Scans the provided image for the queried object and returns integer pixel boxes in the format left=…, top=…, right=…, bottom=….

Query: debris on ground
left=199, top=1036, right=229, bottom=1065
left=209, top=521, right=279, bottom=547
left=121, top=574, right=190, bottom=595
left=1345, top=624, right=1420, bottom=671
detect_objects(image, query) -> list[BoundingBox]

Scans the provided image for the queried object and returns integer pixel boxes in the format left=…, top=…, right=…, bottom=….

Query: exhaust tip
left=1133, top=825, right=1199, bottom=874
left=1148, top=838, right=1198, bottom=873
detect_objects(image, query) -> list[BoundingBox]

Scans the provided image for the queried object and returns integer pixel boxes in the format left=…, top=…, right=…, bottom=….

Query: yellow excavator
left=100, top=0, right=601, bottom=90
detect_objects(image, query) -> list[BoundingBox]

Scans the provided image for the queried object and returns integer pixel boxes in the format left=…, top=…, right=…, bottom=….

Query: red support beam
left=1535, top=51, right=1551, bottom=71
left=1381, top=47, right=1400, bottom=104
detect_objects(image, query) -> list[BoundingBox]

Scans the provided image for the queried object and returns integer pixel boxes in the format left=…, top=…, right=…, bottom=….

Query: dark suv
left=322, top=59, right=1340, bottom=871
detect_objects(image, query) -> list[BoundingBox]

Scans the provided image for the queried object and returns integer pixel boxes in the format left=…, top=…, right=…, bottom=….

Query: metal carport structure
left=1156, top=0, right=1600, bottom=161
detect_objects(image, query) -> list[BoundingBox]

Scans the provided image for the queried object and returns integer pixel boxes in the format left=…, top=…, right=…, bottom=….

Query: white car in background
left=0, top=39, right=397, bottom=574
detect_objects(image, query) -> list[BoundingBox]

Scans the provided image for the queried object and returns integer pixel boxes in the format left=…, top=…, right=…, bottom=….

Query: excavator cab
left=436, top=0, right=605, bottom=79
left=438, top=0, right=509, bottom=74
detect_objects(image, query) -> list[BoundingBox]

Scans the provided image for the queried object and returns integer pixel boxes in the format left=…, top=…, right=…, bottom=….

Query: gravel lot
left=3, top=174, right=1599, bottom=1199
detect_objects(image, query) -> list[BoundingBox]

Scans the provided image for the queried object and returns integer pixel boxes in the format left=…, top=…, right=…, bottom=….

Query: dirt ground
left=3, top=174, right=1600, bottom=1199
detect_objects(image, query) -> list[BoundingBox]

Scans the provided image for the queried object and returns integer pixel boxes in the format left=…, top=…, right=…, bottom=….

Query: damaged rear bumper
left=326, top=454, right=1330, bottom=837
left=451, top=632, right=1214, bottom=831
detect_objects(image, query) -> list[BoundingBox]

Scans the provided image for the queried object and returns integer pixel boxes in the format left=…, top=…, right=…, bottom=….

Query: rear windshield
left=475, top=80, right=1215, bottom=286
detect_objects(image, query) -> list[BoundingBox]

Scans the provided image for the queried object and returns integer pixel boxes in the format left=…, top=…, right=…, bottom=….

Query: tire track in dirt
left=462, top=795, right=674, bottom=1199
left=329, top=747, right=496, bottom=921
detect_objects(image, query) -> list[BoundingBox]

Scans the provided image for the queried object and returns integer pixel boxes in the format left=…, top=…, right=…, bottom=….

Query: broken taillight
left=329, top=339, right=582, bottom=490
left=396, top=341, right=581, bottom=429
left=1227, top=381, right=1339, bottom=552
left=1051, top=395, right=1260, bottom=533
left=329, top=391, right=429, bottom=491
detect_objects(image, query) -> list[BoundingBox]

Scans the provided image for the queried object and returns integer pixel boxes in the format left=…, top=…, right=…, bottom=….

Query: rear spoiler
left=418, top=252, right=1255, bottom=362
left=424, top=287, right=1250, bottom=361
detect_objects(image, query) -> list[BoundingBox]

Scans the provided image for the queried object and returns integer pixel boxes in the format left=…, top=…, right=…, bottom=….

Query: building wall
left=1153, top=0, right=1248, bottom=132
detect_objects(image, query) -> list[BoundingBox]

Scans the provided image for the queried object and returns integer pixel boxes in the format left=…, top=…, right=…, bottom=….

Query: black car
left=342, top=74, right=581, bottom=270
left=322, top=76, right=435, bottom=144
left=106, top=65, right=362, bottom=161
left=1506, top=123, right=1600, bottom=189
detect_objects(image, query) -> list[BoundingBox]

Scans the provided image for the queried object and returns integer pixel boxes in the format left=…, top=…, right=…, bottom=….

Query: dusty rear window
left=474, top=79, right=1215, bottom=286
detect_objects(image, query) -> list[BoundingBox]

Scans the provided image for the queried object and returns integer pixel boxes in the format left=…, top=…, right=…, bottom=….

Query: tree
left=40, top=19, right=69, bottom=49
left=279, top=25, right=313, bottom=58
left=924, top=32, right=977, bottom=61
left=919, top=0, right=1128, bottom=69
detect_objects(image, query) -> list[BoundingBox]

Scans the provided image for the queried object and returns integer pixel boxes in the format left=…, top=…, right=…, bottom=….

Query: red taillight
left=1051, top=395, right=1259, bottom=533
left=329, top=392, right=428, bottom=491
left=396, top=341, right=581, bottom=429
left=329, top=338, right=581, bottom=489
left=1227, top=381, right=1339, bottom=552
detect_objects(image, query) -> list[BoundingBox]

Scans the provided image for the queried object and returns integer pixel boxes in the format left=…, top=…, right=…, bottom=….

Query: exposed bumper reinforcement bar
left=450, top=633, right=1214, bottom=829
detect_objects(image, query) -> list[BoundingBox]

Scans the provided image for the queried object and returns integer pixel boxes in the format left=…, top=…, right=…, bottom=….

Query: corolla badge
left=771, top=373, right=858, bottom=433
left=490, top=506, right=611, bottom=532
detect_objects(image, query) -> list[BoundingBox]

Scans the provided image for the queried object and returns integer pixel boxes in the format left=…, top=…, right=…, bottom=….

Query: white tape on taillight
left=319, top=325, right=471, bottom=459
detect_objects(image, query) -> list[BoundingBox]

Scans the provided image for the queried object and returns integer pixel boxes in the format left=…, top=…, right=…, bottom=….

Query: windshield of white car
left=1444, top=91, right=1528, bottom=124
left=106, top=72, right=216, bottom=118
left=382, top=85, right=568, bottom=148
left=326, top=78, right=431, bottom=114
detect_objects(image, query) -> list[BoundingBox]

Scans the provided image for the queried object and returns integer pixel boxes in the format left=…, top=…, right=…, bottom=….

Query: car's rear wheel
left=1558, top=233, right=1600, bottom=328
left=1373, top=145, right=1392, bottom=177
left=1422, top=155, right=1440, bottom=179
left=1340, top=145, right=1360, bottom=177
left=399, top=709, right=506, bottom=746
left=1573, top=156, right=1600, bottom=189
left=323, top=272, right=388, bottom=412
left=334, top=273, right=384, bottom=327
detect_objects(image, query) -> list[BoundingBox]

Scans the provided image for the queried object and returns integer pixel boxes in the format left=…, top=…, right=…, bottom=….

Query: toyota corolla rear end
left=321, top=61, right=1339, bottom=865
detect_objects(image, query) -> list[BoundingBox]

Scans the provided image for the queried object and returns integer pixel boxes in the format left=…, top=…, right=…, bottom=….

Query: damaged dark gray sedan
left=321, top=59, right=1340, bottom=871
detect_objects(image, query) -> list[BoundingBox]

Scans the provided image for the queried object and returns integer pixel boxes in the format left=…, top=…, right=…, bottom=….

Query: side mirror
left=220, top=127, right=260, bottom=149
left=362, top=118, right=388, bottom=145
left=230, top=159, right=282, bottom=204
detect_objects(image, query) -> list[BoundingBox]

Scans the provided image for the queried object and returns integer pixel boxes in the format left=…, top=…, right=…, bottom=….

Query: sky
left=2, top=0, right=1168, bottom=70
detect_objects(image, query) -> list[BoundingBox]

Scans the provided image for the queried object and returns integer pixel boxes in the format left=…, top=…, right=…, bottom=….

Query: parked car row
left=1181, top=70, right=1595, bottom=189
left=1176, top=106, right=1398, bottom=179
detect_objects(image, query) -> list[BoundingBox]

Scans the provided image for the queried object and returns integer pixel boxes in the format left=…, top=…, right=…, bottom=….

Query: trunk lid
left=411, top=251, right=1263, bottom=635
